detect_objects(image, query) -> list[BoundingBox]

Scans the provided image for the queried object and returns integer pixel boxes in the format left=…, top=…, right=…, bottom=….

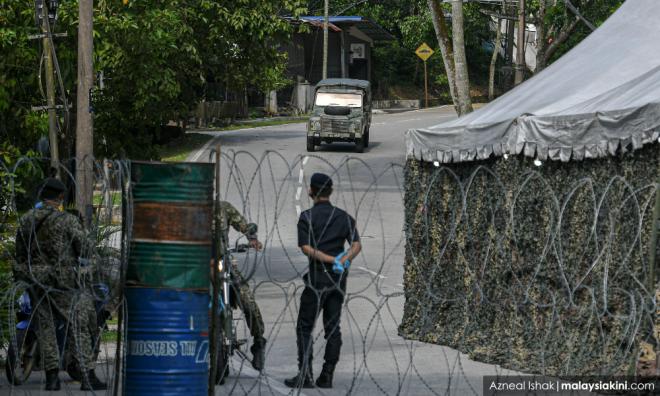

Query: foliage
left=545, top=0, right=624, bottom=63
left=528, top=0, right=624, bottom=68
left=0, top=2, right=50, bottom=151
left=308, top=0, right=492, bottom=100
left=0, top=142, right=44, bottom=216
left=1, top=0, right=307, bottom=159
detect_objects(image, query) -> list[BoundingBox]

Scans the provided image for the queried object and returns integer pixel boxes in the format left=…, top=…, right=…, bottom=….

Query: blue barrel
left=125, top=287, right=209, bottom=396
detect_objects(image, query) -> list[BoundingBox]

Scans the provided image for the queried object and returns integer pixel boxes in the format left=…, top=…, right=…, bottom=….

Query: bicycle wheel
left=5, top=329, right=38, bottom=385
left=216, top=338, right=230, bottom=385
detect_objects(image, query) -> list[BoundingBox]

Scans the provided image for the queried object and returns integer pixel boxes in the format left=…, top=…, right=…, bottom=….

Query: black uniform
left=296, top=201, right=360, bottom=370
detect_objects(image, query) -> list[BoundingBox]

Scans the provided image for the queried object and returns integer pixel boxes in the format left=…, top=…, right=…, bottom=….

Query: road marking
left=356, top=266, right=386, bottom=279
left=225, top=357, right=309, bottom=396
left=190, top=135, right=220, bottom=162
left=188, top=123, right=306, bottom=162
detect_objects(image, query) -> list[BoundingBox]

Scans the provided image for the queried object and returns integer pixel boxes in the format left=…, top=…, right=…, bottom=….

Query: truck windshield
left=315, top=92, right=362, bottom=108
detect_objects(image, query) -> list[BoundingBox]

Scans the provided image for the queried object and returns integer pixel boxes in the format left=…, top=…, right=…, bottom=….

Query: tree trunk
left=428, top=0, right=458, bottom=112
left=535, top=0, right=548, bottom=73
left=488, top=18, right=503, bottom=101
left=543, top=16, right=580, bottom=66
left=537, top=0, right=594, bottom=72
left=505, top=5, right=515, bottom=63
left=514, top=0, right=526, bottom=85
left=450, top=0, right=473, bottom=115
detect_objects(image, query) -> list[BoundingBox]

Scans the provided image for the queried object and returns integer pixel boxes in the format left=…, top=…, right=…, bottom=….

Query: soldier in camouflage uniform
left=13, top=178, right=106, bottom=391
left=216, top=200, right=267, bottom=371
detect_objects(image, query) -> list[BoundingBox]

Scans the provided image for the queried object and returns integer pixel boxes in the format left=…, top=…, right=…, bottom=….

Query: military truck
left=306, top=78, right=372, bottom=153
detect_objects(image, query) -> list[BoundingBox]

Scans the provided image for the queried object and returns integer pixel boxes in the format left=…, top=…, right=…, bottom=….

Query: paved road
left=5, top=107, right=517, bottom=395
left=187, top=107, right=518, bottom=396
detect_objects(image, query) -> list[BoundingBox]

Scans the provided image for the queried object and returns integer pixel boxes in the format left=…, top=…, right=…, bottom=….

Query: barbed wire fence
left=0, top=149, right=657, bottom=395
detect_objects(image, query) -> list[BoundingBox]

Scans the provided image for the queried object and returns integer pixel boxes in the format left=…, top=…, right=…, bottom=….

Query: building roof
left=298, top=16, right=394, bottom=42
left=316, top=78, right=370, bottom=90
left=406, top=0, right=660, bottom=164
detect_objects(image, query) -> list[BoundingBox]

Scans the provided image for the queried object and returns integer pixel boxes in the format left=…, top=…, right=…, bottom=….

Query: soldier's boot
left=250, top=337, right=266, bottom=371
left=80, top=370, right=107, bottom=391
left=284, top=358, right=313, bottom=389
left=315, top=363, right=335, bottom=388
left=45, top=369, right=61, bottom=391
left=284, top=370, right=314, bottom=388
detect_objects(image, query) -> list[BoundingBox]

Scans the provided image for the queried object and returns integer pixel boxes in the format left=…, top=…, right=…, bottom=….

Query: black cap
left=38, top=177, right=66, bottom=200
left=310, top=173, right=333, bottom=189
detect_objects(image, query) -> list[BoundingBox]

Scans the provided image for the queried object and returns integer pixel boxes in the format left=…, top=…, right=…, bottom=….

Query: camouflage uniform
left=14, top=206, right=98, bottom=372
left=216, top=201, right=265, bottom=341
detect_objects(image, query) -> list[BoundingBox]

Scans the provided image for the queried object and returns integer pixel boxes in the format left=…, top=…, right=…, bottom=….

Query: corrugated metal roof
left=298, top=16, right=394, bottom=42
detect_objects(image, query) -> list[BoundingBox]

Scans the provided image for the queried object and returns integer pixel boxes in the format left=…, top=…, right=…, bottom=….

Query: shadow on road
left=316, top=141, right=381, bottom=153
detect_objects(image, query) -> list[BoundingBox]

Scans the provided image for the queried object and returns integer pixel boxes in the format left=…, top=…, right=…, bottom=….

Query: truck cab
left=306, top=78, right=372, bottom=153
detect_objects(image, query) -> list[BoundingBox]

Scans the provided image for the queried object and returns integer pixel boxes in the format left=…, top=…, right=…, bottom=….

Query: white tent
left=406, top=0, right=660, bottom=163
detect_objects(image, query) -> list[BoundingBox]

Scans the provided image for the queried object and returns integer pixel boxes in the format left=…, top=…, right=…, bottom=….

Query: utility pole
left=41, top=2, right=60, bottom=175
left=76, top=0, right=94, bottom=224
left=322, top=0, right=329, bottom=79
left=514, top=0, right=526, bottom=85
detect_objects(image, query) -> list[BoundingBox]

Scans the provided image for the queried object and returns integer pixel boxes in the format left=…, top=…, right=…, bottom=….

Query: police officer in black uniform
left=284, top=173, right=362, bottom=389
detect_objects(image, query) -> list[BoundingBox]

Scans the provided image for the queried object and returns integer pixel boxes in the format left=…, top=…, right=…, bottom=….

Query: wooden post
left=323, top=0, right=329, bottom=79
left=75, top=0, right=94, bottom=224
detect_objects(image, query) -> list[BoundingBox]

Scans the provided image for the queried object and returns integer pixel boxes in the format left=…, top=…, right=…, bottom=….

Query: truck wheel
left=355, top=138, right=365, bottom=153
left=306, top=137, right=315, bottom=152
left=364, top=129, right=370, bottom=148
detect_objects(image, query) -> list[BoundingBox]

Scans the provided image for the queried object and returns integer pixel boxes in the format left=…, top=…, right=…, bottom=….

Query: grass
left=102, top=330, right=118, bottom=343
left=159, top=119, right=306, bottom=162
left=159, top=133, right=215, bottom=162
left=92, top=191, right=122, bottom=206
left=215, top=119, right=306, bottom=131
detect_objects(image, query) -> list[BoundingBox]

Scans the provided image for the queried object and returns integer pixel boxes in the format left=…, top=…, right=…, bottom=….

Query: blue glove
left=343, top=257, right=351, bottom=270
left=332, top=252, right=347, bottom=274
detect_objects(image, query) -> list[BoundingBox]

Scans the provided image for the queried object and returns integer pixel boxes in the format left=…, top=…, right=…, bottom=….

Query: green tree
left=0, top=2, right=50, bottom=151
left=530, top=0, right=624, bottom=72
left=1, top=0, right=307, bottom=159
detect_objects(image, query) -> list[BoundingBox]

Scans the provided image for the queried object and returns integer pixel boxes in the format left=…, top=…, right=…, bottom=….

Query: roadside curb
left=186, top=122, right=305, bottom=162
left=233, top=116, right=308, bottom=125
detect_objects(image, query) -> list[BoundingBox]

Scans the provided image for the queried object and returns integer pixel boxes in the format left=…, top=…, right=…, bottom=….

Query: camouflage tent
left=401, top=0, right=659, bottom=377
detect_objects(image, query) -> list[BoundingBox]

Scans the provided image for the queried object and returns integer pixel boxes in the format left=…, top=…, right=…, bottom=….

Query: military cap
left=310, top=173, right=333, bottom=188
left=38, top=177, right=66, bottom=199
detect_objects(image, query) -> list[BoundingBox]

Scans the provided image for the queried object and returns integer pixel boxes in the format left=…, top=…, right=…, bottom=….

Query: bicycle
left=214, top=238, right=258, bottom=385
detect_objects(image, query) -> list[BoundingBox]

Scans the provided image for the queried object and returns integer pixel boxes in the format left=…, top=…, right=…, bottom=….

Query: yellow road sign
left=415, top=43, right=435, bottom=61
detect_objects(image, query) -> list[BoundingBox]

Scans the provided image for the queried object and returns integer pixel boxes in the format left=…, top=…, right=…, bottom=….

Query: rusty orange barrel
left=127, top=161, right=214, bottom=289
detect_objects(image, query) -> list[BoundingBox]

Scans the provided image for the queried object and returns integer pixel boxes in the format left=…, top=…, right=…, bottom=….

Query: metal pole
left=514, top=0, right=526, bottom=85
left=323, top=0, right=329, bottom=79
left=42, top=3, right=59, bottom=176
left=648, top=180, right=659, bottom=299
left=424, top=60, right=429, bottom=108
left=646, top=172, right=660, bottom=375
left=209, top=145, right=221, bottom=394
